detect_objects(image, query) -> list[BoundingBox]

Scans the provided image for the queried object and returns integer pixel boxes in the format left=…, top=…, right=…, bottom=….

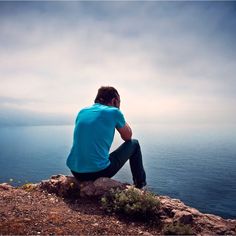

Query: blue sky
left=0, top=1, right=236, bottom=125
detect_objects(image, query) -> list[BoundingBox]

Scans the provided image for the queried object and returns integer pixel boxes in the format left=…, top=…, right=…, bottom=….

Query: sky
left=0, top=1, right=236, bottom=125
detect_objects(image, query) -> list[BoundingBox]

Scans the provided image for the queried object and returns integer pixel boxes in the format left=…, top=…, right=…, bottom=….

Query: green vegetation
left=21, top=183, right=37, bottom=192
left=101, top=187, right=160, bottom=222
left=163, top=222, right=194, bottom=235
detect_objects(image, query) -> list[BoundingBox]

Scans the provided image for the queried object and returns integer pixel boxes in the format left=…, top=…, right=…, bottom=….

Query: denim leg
left=71, top=139, right=146, bottom=187
left=109, top=139, right=146, bottom=187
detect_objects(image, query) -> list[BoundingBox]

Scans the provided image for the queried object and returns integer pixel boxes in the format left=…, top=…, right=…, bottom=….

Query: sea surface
left=0, top=124, right=235, bottom=219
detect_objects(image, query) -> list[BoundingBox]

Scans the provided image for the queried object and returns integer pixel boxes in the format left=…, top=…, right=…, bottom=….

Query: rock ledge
left=0, top=174, right=235, bottom=235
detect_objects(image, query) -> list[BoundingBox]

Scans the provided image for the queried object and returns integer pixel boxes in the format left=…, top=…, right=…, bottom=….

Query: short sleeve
left=115, top=109, right=126, bottom=129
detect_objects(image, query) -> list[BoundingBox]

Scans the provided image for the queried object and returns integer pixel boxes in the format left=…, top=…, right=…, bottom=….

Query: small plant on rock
left=101, top=186, right=160, bottom=222
left=163, top=222, right=194, bottom=235
left=21, top=183, right=37, bottom=192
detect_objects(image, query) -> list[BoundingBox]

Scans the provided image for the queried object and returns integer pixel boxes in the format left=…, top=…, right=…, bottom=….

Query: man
left=66, top=86, right=146, bottom=189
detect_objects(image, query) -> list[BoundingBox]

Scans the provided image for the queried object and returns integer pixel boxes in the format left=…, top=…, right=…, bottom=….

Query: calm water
left=0, top=124, right=235, bottom=219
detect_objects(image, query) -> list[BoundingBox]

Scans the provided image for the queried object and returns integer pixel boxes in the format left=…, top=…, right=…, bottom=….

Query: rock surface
left=0, top=174, right=236, bottom=235
left=158, top=195, right=236, bottom=234
left=39, top=174, right=126, bottom=198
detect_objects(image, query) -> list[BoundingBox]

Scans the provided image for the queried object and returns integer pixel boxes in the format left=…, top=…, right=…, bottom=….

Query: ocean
left=0, top=124, right=235, bottom=219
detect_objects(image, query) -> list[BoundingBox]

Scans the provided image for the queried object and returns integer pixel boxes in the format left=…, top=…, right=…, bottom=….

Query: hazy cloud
left=0, top=1, right=235, bottom=124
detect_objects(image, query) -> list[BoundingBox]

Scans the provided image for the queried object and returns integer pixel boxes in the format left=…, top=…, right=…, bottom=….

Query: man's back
left=66, top=86, right=146, bottom=188
left=66, top=103, right=125, bottom=173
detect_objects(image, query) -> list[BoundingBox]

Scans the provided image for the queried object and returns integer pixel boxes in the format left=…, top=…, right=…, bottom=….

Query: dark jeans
left=71, top=139, right=146, bottom=188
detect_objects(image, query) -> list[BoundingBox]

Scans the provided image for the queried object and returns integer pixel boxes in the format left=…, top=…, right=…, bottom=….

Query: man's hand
left=117, top=123, right=132, bottom=141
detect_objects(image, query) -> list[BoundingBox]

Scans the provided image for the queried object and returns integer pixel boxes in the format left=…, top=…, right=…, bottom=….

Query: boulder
left=159, top=195, right=236, bottom=234
left=0, top=183, right=13, bottom=191
left=173, top=210, right=193, bottom=224
left=39, top=174, right=126, bottom=198
left=80, top=177, right=125, bottom=197
left=39, top=175, right=81, bottom=198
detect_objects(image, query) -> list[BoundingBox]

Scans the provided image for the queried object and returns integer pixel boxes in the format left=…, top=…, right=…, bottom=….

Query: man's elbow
left=121, top=132, right=132, bottom=141
left=117, top=123, right=132, bottom=141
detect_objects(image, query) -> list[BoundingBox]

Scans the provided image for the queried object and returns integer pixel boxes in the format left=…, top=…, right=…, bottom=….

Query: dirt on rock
left=0, top=184, right=159, bottom=235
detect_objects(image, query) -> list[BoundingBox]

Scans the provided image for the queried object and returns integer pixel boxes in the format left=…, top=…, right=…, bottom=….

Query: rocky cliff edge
left=0, top=175, right=235, bottom=235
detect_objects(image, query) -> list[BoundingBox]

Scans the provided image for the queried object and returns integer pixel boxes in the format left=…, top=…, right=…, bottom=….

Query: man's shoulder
left=79, top=104, right=123, bottom=116
left=81, top=105, right=94, bottom=111
left=102, top=105, right=123, bottom=116
left=93, top=103, right=119, bottom=112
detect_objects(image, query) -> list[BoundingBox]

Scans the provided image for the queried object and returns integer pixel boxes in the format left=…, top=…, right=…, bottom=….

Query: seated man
left=66, top=86, right=146, bottom=189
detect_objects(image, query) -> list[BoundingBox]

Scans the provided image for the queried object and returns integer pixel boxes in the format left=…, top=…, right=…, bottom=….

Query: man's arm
left=117, top=123, right=132, bottom=141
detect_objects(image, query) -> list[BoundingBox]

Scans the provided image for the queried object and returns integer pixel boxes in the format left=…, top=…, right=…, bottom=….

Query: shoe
left=134, top=181, right=147, bottom=189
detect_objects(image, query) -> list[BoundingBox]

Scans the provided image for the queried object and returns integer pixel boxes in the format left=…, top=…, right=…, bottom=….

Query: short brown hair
left=94, top=86, right=119, bottom=105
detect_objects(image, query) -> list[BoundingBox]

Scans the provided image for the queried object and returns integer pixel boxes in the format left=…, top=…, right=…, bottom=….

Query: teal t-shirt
left=66, top=103, right=126, bottom=173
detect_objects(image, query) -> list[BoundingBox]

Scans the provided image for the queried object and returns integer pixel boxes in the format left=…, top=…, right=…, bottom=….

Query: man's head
left=94, top=86, right=120, bottom=108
